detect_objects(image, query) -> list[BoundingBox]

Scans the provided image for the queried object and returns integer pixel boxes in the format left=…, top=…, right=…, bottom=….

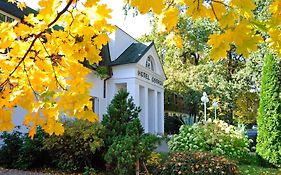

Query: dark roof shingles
left=109, top=42, right=153, bottom=66
left=0, top=0, right=37, bottom=19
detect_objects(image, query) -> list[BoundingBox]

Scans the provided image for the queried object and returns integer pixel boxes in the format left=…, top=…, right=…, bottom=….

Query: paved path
left=0, top=169, right=52, bottom=175
left=155, top=140, right=169, bottom=153
left=0, top=168, right=76, bottom=175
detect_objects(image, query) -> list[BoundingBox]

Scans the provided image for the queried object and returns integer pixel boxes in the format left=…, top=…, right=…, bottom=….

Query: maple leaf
left=128, top=0, right=164, bottom=14
left=8, top=0, right=16, bottom=3
left=17, top=2, right=26, bottom=10
left=165, top=32, right=183, bottom=48
left=158, top=8, right=179, bottom=32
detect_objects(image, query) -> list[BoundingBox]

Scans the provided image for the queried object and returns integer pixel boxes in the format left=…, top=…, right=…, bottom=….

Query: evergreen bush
left=256, top=54, right=281, bottom=167
left=0, top=127, right=50, bottom=170
left=102, top=89, right=159, bottom=175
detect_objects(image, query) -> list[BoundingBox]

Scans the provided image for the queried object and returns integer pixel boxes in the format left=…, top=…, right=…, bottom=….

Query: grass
left=236, top=154, right=281, bottom=175
left=239, top=164, right=281, bottom=175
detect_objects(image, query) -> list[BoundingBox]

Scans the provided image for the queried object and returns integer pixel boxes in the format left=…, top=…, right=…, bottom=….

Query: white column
left=127, top=80, right=139, bottom=106
left=144, top=87, right=149, bottom=133
left=154, top=90, right=158, bottom=134
left=160, top=91, right=164, bottom=134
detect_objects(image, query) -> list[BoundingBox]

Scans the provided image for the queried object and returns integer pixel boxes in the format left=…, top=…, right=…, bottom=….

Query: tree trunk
left=135, top=159, right=140, bottom=175
left=142, top=161, right=150, bottom=175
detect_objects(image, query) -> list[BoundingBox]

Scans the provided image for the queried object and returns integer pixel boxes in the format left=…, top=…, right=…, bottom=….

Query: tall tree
left=102, top=90, right=157, bottom=175
left=0, top=0, right=113, bottom=137
left=0, top=0, right=280, bottom=136
left=257, top=54, right=281, bottom=166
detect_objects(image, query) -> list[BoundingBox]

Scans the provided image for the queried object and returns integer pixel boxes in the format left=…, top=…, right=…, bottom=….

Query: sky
left=20, top=0, right=152, bottom=38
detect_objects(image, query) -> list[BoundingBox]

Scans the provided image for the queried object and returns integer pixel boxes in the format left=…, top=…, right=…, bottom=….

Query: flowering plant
left=168, top=119, right=250, bottom=159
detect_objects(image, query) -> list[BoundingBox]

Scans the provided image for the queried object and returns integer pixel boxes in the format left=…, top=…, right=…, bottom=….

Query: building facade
left=0, top=1, right=166, bottom=134
left=90, top=27, right=166, bottom=134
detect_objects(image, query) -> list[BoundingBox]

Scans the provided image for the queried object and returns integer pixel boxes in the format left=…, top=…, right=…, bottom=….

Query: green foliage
left=43, top=120, right=105, bottom=172
left=159, top=152, right=240, bottom=175
left=102, top=89, right=159, bottom=174
left=140, top=15, right=270, bottom=123
left=257, top=54, right=281, bottom=167
left=233, top=92, right=259, bottom=124
left=0, top=127, right=50, bottom=170
left=102, top=89, right=141, bottom=145
left=168, top=120, right=250, bottom=159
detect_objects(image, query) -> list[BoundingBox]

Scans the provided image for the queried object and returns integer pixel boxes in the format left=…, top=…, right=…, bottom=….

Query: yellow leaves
left=0, top=108, right=14, bottom=132
left=17, top=2, right=26, bottom=10
left=266, top=29, right=281, bottom=57
left=269, top=0, right=281, bottom=27
left=230, top=0, right=255, bottom=18
left=208, top=20, right=263, bottom=60
left=208, top=33, right=230, bottom=61
left=209, top=1, right=227, bottom=20
left=43, top=119, right=64, bottom=136
left=165, top=32, right=183, bottom=48
left=185, top=0, right=210, bottom=19
left=158, top=8, right=179, bottom=32
left=0, top=22, right=17, bottom=49
left=24, top=14, right=40, bottom=27
left=8, top=0, right=16, bottom=3
left=14, top=23, right=32, bottom=38
left=94, top=33, right=110, bottom=49
left=84, top=0, right=100, bottom=7
left=94, top=4, right=112, bottom=20
left=128, top=0, right=164, bottom=14
left=0, top=0, right=114, bottom=137
left=37, top=0, right=61, bottom=23
left=218, top=12, right=238, bottom=29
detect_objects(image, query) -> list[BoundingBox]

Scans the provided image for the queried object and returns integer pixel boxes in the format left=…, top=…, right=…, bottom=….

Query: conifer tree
left=102, top=89, right=158, bottom=175
left=257, top=54, right=281, bottom=166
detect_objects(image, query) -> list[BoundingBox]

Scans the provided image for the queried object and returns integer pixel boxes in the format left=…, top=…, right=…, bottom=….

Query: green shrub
left=257, top=54, right=281, bottom=167
left=102, top=89, right=159, bottom=175
left=0, top=129, right=23, bottom=169
left=0, top=127, right=49, bottom=170
left=43, top=119, right=105, bottom=172
left=168, top=120, right=250, bottom=159
left=159, top=152, right=240, bottom=175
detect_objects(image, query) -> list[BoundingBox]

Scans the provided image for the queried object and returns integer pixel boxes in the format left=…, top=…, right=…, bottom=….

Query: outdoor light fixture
left=212, top=99, right=218, bottom=120
left=201, top=92, right=209, bottom=122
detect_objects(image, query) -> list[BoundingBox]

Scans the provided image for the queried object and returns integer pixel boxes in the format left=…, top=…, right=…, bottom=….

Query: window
left=146, top=56, right=154, bottom=71
left=0, top=12, right=15, bottom=23
left=7, top=16, right=15, bottom=22
left=91, top=96, right=99, bottom=114
left=0, top=13, right=5, bottom=22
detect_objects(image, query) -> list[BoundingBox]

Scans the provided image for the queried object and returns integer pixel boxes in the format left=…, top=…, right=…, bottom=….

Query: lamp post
left=201, top=92, right=209, bottom=122
left=212, top=99, right=218, bottom=120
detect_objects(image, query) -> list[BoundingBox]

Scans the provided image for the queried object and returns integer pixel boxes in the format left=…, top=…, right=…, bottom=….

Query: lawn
left=239, top=164, right=281, bottom=175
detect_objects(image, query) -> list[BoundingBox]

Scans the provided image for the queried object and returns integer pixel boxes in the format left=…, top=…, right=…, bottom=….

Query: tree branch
left=212, top=0, right=230, bottom=8
left=210, top=2, right=219, bottom=20
left=23, top=60, right=40, bottom=101
left=39, top=39, right=66, bottom=91
left=0, top=0, right=75, bottom=88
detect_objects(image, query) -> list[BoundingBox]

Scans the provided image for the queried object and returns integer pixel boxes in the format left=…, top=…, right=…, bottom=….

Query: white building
left=0, top=1, right=166, bottom=134
left=90, top=27, right=166, bottom=134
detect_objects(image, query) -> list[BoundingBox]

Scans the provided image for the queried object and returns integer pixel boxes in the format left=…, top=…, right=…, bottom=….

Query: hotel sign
left=137, top=70, right=163, bottom=86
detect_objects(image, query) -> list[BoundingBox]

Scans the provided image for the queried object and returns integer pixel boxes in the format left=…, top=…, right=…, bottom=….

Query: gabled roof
left=109, top=42, right=153, bottom=66
left=0, top=0, right=38, bottom=19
